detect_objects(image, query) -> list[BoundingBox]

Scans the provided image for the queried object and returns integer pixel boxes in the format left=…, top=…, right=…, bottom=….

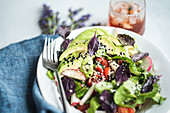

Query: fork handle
left=54, top=70, right=68, bottom=113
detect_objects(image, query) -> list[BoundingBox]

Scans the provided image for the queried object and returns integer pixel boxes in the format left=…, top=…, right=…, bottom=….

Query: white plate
left=37, top=26, right=170, bottom=113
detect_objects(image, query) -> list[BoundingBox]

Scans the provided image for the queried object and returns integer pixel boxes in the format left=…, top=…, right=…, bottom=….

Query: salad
left=47, top=28, right=166, bottom=113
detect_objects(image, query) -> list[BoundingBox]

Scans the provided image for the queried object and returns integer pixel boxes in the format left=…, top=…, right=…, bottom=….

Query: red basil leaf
left=100, top=90, right=117, bottom=113
left=115, top=65, right=130, bottom=85
left=62, top=76, right=76, bottom=99
left=132, top=52, right=149, bottom=62
left=61, top=39, right=72, bottom=50
left=88, top=32, right=99, bottom=56
left=117, top=34, right=135, bottom=46
left=141, top=75, right=162, bottom=93
left=59, top=26, right=71, bottom=39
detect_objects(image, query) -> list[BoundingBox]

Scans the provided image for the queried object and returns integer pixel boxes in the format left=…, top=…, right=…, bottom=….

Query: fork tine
left=48, top=38, right=51, bottom=62
left=51, top=38, right=54, bottom=63
left=43, top=37, right=47, bottom=61
left=54, top=39, right=58, bottom=63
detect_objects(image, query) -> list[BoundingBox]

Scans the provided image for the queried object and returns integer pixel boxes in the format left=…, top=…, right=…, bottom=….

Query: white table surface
left=0, top=0, right=170, bottom=59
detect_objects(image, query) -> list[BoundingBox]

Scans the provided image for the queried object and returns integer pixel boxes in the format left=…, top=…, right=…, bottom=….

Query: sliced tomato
left=96, top=65, right=103, bottom=73
left=117, top=106, right=135, bottom=113
left=97, top=57, right=108, bottom=67
left=128, top=108, right=135, bottom=113
left=87, top=81, right=92, bottom=86
left=77, top=104, right=90, bottom=112
left=104, top=67, right=111, bottom=79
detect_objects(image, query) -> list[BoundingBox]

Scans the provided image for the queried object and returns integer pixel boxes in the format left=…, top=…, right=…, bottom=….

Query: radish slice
left=140, top=56, right=152, bottom=71
left=71, top=93, right=80, bottom=106
left=79, top=85, right=95, bottom=105
left=61, top=69, right=86, bottom=81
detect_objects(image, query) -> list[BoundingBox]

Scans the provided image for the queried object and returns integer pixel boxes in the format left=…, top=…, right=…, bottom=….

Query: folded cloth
left=0, top=35, right=62, bottom=113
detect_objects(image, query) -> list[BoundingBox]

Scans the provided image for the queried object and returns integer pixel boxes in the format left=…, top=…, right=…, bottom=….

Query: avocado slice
left=114, top=46, right=127, bottom=57
left=80, top=54, right=93, bottom=78
left=102, top=35, right=122, bottom=46
left=98, top=36, right=117, bottom=55
left=58, top=52, right=85, bottom=74
left=69, top=28, right=111, bottom=47
left=59, top=41, right=89, bottom=61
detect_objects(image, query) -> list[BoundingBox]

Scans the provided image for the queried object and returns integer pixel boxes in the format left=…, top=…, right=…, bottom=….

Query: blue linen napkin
left=0, top=35, right=62, bottom=113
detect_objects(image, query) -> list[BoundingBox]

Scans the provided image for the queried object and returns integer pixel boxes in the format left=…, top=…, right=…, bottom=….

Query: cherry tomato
left=117, top=106, right=135, bottom=113
left=104, top=67, right=111, bottom=79
left=97, top=57, right=108, bottom=67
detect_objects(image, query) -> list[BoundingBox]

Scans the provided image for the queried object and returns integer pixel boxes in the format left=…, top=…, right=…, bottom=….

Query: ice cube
left=116, top=17, right=124, bottom=23
left=129, top=17, right=137, bottom=24
left=123, top=23, right=133, bottom=29
left=121, top=9, right=128, bottom=14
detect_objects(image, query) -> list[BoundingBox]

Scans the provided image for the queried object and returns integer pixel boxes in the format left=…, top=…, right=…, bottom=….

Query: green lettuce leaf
left=114, top=77, right=166, bottom=108
left=87, top=95, right=100, bottom=113
left=152, top=92, right=166, bottom=104
left=46, top=70, right=54, bottom=80
left=111, top=56, right=142, bottom=75
left=95, top=81, right=116, bottom=94
left=114, top=77, right=141, bottom=108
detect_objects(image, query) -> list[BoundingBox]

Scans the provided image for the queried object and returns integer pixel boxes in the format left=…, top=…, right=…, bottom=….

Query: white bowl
left=37, top=26, right=170, bottom=113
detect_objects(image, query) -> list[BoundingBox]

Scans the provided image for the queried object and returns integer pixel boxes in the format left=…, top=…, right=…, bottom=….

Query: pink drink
left=108, top=0, right=146, bottom=35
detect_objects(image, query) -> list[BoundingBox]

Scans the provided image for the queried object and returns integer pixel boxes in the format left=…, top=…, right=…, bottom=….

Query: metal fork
left=42, top=37, right=68, bottom=113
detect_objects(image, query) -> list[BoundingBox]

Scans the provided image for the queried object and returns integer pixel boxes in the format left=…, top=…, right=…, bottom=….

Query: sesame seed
left=100, top=43, right=102, bottom=46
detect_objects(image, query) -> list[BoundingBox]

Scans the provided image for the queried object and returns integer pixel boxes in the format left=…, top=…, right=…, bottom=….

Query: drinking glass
left=108, top=0, right=146, bottom=35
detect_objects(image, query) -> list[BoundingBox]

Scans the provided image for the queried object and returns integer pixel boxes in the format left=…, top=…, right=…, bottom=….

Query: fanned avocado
left=59, top=35, right=117, bottom=61
left=58, top=52, right=85, bottom=74
left=80, top=54, right=93, bottom=78
left=69, top=28, right=111, bottom=47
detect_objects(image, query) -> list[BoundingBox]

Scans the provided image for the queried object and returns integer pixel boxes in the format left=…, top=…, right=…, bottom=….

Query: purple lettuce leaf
left=62, top=76, right=76, bottom=99
left=115, top=65, right=130, bottom=85
left=61, top=39, right=72, bottom=50
left=141, top=75, right=162, bottom=93
left=117, top=34, right=135, bottom=46
left=132, top=52, right=149, bottom=62
left=59, top=26, right=71, bottom=39
left=88, top=32, right=99, bottom=56
left=100, top=90, right=117, bottom=113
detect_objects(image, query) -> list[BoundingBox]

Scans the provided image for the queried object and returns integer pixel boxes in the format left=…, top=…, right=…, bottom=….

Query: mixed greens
left=47, top=28, right=166, bottom=113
